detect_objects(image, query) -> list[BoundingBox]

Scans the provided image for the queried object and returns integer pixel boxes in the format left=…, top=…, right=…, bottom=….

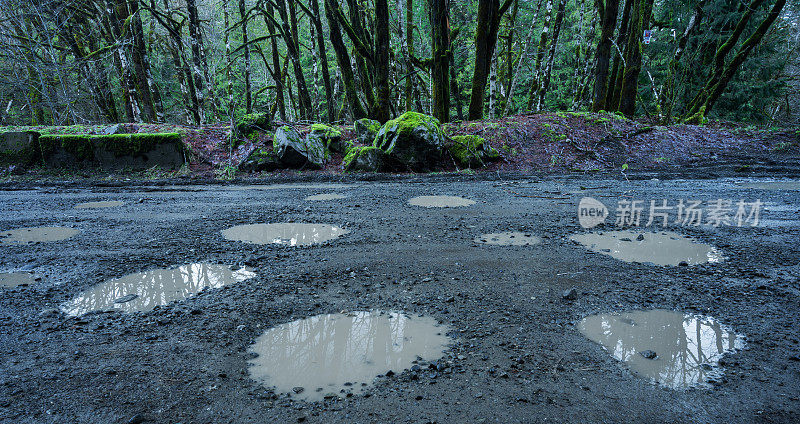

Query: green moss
left=310, top=123, right=342, bottom=139
left=449, top=135, right=500, bottom=168
left=38, top=133, right=182, bottom=161
left=236, top=113, right=271, bottom=135
left=373, top=112, right=445, bottom=153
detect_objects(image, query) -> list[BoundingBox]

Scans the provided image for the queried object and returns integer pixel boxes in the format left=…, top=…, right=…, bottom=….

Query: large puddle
left=0, top=272, right=35, bottom=288
left=163, top=183, right=355, bottom=191
left=570, top=230, right=723, bottom=266
left=248, top=311, right=451, bottom=401
left=0, top=226, right=80, bottom=245
left=221, top=223, right=349, bottom=246
left=60, top=263, right=256, bottom=315
left=737, top=181, right=800, bottom=190
left=305, top=193, right=346, bottom=201
left=579, top=310, right=745, bottom=389
left=475, top=231, right=541, bottom=246
left=75, top=200, right=124, bottom=209
left=408, top=195, right=476, bottom=208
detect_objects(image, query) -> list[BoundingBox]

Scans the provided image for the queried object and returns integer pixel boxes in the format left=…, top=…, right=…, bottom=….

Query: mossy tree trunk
left=605, top=0, right=633, bottom=112
left=618, top=0, right=654, bottom=117
left=238, top=0, right=253, bottom=114
left=468, top=0, right=513, bottom=120
left=374, top=0, right=392, bottom=123
left=525, top=0, right=554, bottom=111
left=534, top=0, right=566, bottom=111
left=323, top=0, right=367, bottom=119
left=310, top=0, right=335, bottom=122
left=430, top=0, right=450, bottom=123
left=685, top=0, right=786, bottom=122
left=591, top=0, right=620, bottom=112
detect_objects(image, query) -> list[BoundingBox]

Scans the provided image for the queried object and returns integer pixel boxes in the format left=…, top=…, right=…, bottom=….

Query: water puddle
left=0, top=226, right=80, bottom=245
left=75, top=200, right=124, bottom=209
left=305, top=193, right=346, bottom=201
left=0, top=272, right=35, bottom=288
left=475, top=231, right=541, bottom=246
left=570, top=230, right=723, bottom=266
left=60, top=263, right=256, bottom=315
left=578, top=310, right=745, bottom=389
left=737, top=181, right=800, bottom=190
left=408, top=195, right=476, bottom=208
left=221, top=223, right=349, bottom=246
left=248, top=311, right=450, bottom=401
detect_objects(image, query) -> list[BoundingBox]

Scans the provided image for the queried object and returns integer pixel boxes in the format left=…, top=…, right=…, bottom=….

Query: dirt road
left=1, top=174, right=798, bottom=423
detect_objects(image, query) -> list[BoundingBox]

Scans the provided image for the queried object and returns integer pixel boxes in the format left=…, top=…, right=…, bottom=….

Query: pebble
left=639, top=350, right=657, bottom=359
left=562, top=288, right=578, bottom=300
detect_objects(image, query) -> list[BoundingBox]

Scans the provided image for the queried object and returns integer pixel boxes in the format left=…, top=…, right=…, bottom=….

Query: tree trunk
left=310, top=0, right=335, bottom=121
left=687, top=0, right=786, bottom=121
left=618, top=0, right=654, bottom=116
left=502, top=0, right=544, bottom=116
left=535, top=0, right=566, bottom=111
left=186, top=0, right=207, bottom=123
left=262, top=2, right=286, bottom=120
left=525, top=0, right=554, bottom=111
left=591, top=0, right=620, bottom=112
left=605, top=0, right=633, bottom=111
left=468, top=0, right=512, bottom=120
left=323, top=0, right=367, bottom=119
left=238, top=0, right=253, bottom=113
left=374, top=0, right=392, bottom=123
left=275, top=0, right=313, bottom=120
left=662, top=0, right=706, bottom=120
left=430, top=0, right=450, bottom=122
left=405, top=0, right=415, bottom=111
left=128, top=0, right=161, bottom=122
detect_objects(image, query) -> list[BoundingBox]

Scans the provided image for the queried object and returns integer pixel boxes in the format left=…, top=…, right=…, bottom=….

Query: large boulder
left=342, top=146, right=388, bottom=172
left=230, top=113, right=273, bottom=147
left=449, top=135, right=501, bottom=168
left=240, top=147, right=281, bottom=172
left=38, top=133, right=185, bottom=170
left=373, top=112, right=447, bottom=171
left=0, top=131, right=40, bottom=165
left=354, top=118, right=381, bottom=145
left=273, top=125, right=326, bottom=169
left=309, top=124, right=344, bottom=152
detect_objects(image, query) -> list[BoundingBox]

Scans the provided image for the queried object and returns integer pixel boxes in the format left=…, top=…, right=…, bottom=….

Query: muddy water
left=475, top=231, right=541, bottom=246
left=0, top=226, right=80, bottom=245
left=163, top=183, right=355, bottom=191
left=0, top=272, right=35, bottom=288
left=579, top=310, right=745, bottom=389
left=221, top=223, right=349, bottom=246
left=570, top=230, right=723, bottom=266
left=75, top=200, right=125, bottom=209
left=248, top=311, right=450, bottom=401
left=737, top=181, right=800, bottom=190
left=60, top=263, right=256, bottom=315
left=408, top=195, right=476, bottom=208
left=305, top=193, right=346, bottom=201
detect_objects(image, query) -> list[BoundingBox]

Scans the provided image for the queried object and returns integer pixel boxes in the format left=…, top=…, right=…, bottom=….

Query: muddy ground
left=1, top=169, right=799, bottom=423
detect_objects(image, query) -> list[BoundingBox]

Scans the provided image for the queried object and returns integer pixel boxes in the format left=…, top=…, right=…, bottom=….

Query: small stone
left=292, top=387, right=305, bottom=394
left=639, top=350, right=657, bottom=359
left=636, top=234, right=645, bottom=241
left=127, top=414, right=145, bottom=424
left=678, top=261, right=689, bottom=267
left=562, top=288, right=578, bottom=300
left=113, top=294, right=139, bottom=304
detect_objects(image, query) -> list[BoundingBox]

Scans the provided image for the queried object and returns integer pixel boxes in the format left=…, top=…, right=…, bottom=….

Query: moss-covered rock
left=0, top=131, right=40, bottom=166
left=37, top=133, right=185, bottom=169
left=354, top=118, right=381, bottom=145
left=309, top=123, right=344, bottom=153
left=449, top=135, right=501, bottom=168
left=240, top=147, right=282, bottom=172
left=342, top=146, right=387, bottom=172
left=236, top=113, right=272, bottom=135
left=373, top=112, right=446, bottom=171
left=273, top=126, right=326, bottom=169
left=230, top=113, right=273, bottom=147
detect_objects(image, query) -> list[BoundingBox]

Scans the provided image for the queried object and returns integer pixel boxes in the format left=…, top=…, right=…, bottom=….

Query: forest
left=0, top=0, right=797, bottom=128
